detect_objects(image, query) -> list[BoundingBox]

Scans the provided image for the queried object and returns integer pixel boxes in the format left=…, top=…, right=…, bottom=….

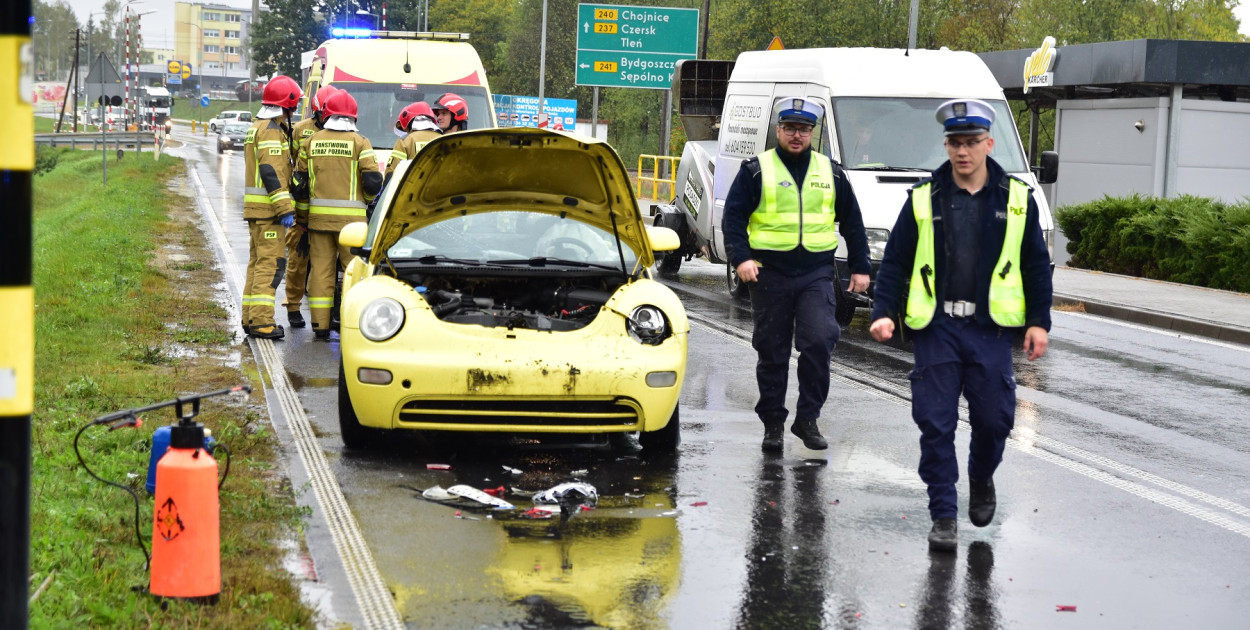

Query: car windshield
left=223, top=123, right=249, bottom=134
left=832, top=97, right=1028, bottom=173
left=330, top=83, right=492, bottom=149
left=381, top=210, right=638, bottom=270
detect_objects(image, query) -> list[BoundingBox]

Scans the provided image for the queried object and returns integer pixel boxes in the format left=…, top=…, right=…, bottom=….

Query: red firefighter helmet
left=396, top=101, right=437, bottom=132
left=262, top=75, right=302, bottom=109
left=432, top=92, right=469, bottom=123
left=322, top=90, right=358, bottom=119
left=311, top=85, right=339, bottom=116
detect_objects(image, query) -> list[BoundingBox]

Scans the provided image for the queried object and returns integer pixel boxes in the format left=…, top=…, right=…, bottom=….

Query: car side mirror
left=1033, top=150, right=1059, bottom=185
left=339, top=221, right=369, bottom=249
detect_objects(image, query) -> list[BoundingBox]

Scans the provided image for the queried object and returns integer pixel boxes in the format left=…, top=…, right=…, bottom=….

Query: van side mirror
left=1034, top=151, right=1059, bottom=185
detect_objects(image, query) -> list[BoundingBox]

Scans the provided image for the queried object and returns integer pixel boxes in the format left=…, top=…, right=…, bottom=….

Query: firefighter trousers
left=284, top=224, right=310, bottom=310
left=243, top=217, right=287, bottom=328
left=308, top=229, right=352, bottom=331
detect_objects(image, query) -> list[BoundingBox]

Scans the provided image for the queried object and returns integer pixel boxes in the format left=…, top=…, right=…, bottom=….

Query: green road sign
left=575, top=3, right=698, bottom=89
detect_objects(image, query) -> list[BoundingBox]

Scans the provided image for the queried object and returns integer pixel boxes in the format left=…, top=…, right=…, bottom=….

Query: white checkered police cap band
left=778, top=96, right=823, bottom=125
left=935, top=98, right=995, bottom=135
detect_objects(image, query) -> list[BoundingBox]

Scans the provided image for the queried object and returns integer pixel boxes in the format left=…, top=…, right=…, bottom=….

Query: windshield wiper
left=853, top=165, right=931, bottom=172
left=408, top=254, right=487, bottom=267
left=488, top=257, right=621, bottom=271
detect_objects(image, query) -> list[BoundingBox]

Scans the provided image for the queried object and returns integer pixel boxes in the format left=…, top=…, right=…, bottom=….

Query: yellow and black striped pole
left=1, top=1, right=33, bottom=626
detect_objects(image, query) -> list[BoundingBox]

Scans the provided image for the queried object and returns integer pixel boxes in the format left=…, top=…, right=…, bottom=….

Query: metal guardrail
left=34, top=132, right=156, bottom=150
left=636, top=154, right=680, bottom=201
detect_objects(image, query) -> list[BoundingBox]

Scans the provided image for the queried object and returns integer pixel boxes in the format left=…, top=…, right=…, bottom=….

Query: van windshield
left=332, top=83, right=492, bottom=149
left=832, top=97, right=1027, bottom=173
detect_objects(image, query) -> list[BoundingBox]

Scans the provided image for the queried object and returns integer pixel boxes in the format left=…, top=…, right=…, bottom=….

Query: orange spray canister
left=149, top=418, right=220, bottom=600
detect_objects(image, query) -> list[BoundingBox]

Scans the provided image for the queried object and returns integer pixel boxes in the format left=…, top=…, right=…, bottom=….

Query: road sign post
left=575, top=3, right=698, bottom=90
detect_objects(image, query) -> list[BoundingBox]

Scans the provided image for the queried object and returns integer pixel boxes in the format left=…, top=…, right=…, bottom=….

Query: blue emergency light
left=331, top=27, right=375, bottom=38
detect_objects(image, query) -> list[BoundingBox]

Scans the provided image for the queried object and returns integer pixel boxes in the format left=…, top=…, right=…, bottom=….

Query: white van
left=656, top=47, right=1057, bottom=323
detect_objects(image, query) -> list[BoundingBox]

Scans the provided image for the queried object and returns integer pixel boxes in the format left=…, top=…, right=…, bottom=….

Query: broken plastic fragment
left=532, top=482, right=598, bottom=508
left=501, top=465, right=522, bottom=475
left=482, top=486, right=507, bottom=497
left=446, top=484, right=516, bottom=510
left=690, top=501, right=708, bottom=507
left=1056, top=605, right=1077, bottom=612
left=426, top=463, right=451, bottom=470
left=519, top=506, right=558, bottom=519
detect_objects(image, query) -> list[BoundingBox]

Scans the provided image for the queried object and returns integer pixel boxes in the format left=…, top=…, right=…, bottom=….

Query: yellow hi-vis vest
left=747, top=150, right=838, bottom=252
left=904, top=178, right=1030, bottom=329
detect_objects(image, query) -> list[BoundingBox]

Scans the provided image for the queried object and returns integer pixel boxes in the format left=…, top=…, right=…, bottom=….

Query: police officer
left=283, top=84, right=339, bottom=329
left=290, top=90, right=383, bottom=339
left=241, top=75, right=302, bottom=339
left=722, top=97, right=872, bottom=452
left=430, top=92, right=469, bottom=134
left=868, top=99, right=1052, bottom=553
left=386, top=101, right=442, bottom=179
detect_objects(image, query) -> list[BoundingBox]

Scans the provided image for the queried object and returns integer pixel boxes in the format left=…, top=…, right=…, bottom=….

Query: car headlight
left=866, top=228, right=890, bottom=261
left=359, top=298, right=405, bottom=341
left=626, top=305, right=669, bottom=345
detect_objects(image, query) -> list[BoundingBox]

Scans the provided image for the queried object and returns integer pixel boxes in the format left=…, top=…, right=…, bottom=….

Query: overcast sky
left=58, top=0, right=253, bottom=50
left=55, top=0, right=1250, bottom=49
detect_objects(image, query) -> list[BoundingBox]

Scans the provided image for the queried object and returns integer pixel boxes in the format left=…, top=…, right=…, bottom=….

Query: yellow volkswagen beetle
left=337, top=128, right=687, bottom=453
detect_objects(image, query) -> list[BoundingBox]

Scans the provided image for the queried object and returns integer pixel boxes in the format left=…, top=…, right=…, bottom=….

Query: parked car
left=335, top=127, right=688, bottom=453
left=217, top=122, right=249, bottom=153
left=207, top=109, right=252, bottom=132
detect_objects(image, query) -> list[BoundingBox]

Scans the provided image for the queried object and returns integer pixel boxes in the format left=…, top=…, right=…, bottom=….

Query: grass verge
left=29, top=148, right=315, bottom=628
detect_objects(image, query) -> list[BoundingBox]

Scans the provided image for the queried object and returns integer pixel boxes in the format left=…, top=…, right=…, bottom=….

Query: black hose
left=215, top=442, right=231, bottom=490
left=74, top=417, right=150, bottom=570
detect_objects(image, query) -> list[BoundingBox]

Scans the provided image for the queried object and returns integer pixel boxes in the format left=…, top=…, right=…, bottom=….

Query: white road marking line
left=1057, top=310, right=1250, bottom=353
left=687, top=312, right=1250, bottom=539
left=188, top=163, right=404, bottom=629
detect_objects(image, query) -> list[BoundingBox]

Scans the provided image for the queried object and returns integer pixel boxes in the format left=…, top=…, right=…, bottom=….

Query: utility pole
left=1, top=1, right=35, bottom=629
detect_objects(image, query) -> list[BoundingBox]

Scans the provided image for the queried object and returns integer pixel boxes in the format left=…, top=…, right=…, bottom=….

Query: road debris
left=1056, top=605, right=1077, bottom=612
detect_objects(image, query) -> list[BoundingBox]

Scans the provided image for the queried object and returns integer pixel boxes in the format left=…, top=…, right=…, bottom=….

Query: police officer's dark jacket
left=870, top=157, right=1052, bottom=331
left=723, top=146, right=872, bottom=277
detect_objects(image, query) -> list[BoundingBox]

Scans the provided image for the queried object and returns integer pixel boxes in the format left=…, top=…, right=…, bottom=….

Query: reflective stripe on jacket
left=904, top=178, right=1030, bottom=329
left=243, top=119, right=294, bottom=221
left=295, top=129, right=381, bottom=232
left=386, top=129, right=442, bottom=177
left=747, top=150, right=838, bottom=252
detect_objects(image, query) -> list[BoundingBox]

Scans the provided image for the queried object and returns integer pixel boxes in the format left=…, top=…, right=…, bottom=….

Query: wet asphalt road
left=170, top=128, right=1250, bottom=629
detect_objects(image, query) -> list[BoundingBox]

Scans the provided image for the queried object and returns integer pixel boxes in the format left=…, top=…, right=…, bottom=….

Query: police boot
left=790, top=418, right=828, bottom=450
left=249, top=324, right=285, bottom=340
left=761, top=420, right=785, bottom=452
left=928, top=517, right=958, bottom=553
left=968, top=478, right=996, bottom=527
left=288, top=310, right=306, bottom=328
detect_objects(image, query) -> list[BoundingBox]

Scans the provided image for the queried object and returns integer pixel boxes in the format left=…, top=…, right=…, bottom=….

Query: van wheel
left=652, top=215, right=682, bottom=274
left=338, top=360, right=385, bottom=450
left=727, top=264, right=750, bottom=299
left=638, top=406, right=680, bottom=453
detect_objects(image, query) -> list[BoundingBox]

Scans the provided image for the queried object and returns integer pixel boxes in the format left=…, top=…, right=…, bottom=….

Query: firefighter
left=282, top=84, right=340, bottom=329
left=241, top=75, right=302, bottom=339
left=431, top=92, right=469, bottom=133
left=385, top=101, right=442, bottom=179
left=290, top=90, right=383, bottom=339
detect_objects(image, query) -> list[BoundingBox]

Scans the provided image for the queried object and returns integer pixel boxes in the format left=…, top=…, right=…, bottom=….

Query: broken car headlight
left=627, top=305, right=669, bottom=345
left=360, top=298, right=405, bottom=341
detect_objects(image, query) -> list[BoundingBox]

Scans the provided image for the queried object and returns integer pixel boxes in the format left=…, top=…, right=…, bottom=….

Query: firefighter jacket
left=289, top=117, right=321, bottom=220
left=386, top=129, right=442, bottom=177
left=291, top=129, right=383, bottom=232
left=243, top=118, right=295, bottom=221
left=869, top=157, right=1053, bottom=332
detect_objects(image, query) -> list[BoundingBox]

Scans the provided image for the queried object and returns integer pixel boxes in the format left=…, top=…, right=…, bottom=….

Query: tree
left=250, top=0, right=347, bottom=79
left=32, top=0, right=79, bottom=80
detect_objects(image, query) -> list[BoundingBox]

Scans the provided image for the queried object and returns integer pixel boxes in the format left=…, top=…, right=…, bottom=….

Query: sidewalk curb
left=1054, top=294, right=1250, bottom=346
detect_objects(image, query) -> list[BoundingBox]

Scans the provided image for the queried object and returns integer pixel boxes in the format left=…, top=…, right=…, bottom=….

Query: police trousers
left=909, top=315, right=1017, bottom=520
left=243, top=218, right=286, bottom=328
left=283, top=224, right=310, bottom=310
left=747, top=265, right=841, bottom=425
left=308, top=229, right=352, bottom=331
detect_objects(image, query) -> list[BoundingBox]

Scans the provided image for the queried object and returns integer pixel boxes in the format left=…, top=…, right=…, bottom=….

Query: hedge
left=1055, top=194, right=1250, bottom=293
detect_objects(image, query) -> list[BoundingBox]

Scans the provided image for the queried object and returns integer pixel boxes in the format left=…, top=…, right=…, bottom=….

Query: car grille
left=398, top=398, right=640, bottom=428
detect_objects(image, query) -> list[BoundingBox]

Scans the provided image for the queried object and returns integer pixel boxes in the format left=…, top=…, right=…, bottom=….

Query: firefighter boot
left=288, top=310, right=306, bottom=328
left=249, top=324, right=285, bottom=340
left=790, top=418, right=828, bottom=450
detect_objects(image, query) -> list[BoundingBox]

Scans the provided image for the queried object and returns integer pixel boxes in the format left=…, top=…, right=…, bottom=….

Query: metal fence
left=34, top=132, right=156, bottom=151
left=636, top=154, right=680, bottom=201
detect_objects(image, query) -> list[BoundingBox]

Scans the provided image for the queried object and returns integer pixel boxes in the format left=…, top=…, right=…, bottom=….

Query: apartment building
left=174, top=2, right=253, bottom=78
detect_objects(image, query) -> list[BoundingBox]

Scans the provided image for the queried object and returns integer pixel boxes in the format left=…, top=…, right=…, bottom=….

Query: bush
left=1055, top=194, right=1250, bottom=292
left=34, top=145, right=64, bottom=176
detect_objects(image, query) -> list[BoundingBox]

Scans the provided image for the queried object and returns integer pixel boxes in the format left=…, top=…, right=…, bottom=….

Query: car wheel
left=727, top=264, right=750, bottom=299
left=210, top=123, right=217, bottom=133
left=652, top=215, right=683, bottom=275
left=638, top=406, right=681, bottom=453
left=338, top=360, right=385, bottom=450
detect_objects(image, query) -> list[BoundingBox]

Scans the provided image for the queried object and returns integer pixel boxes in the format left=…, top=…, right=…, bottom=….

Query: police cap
left=935, top=98, right=994, bottom=136
left=777, top=97, right=822, bottom=126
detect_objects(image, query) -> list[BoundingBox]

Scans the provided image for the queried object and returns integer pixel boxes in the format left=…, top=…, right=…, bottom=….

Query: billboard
left=492, top=94, right=577, bottom=133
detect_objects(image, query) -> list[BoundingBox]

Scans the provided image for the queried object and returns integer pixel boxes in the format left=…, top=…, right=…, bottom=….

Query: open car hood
left=373, top=128, right=656, bottom=269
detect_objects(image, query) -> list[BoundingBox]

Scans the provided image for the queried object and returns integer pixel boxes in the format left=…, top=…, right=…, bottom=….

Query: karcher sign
left=1023, top=36, right=1056, bottom=93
